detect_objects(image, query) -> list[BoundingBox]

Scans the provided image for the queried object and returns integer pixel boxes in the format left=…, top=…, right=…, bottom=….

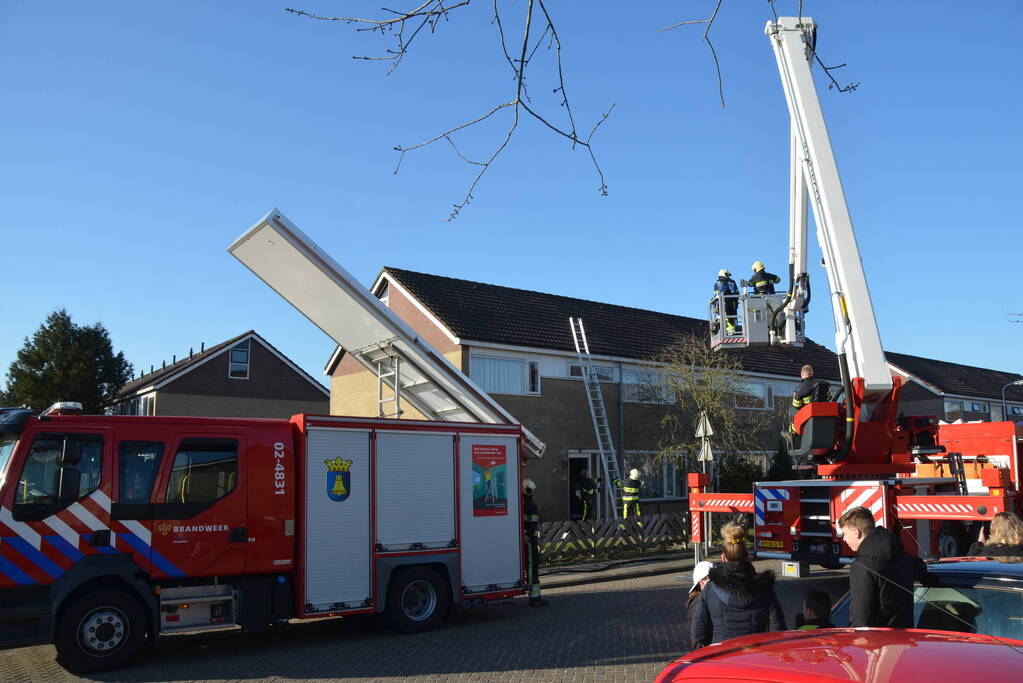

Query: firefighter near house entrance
left=616, top=468, right=642, bottom=519
left=522, top=478, right=548, bottom=607
left=575, top=468, right=598, bottom=522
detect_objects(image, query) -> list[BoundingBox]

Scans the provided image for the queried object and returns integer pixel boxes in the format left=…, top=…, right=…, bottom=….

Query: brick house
left=326, top=268, right=843, bottom=522
left=113, top=331, right=328, bottom=419
left=886, top=351, right=1023, bottom=424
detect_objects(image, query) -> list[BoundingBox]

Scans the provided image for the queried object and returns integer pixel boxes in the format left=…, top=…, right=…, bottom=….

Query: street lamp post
left=1001, top=379, right=1023, bottom=421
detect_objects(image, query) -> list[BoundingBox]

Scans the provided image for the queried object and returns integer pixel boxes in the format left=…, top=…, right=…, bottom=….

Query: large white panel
left=459, top=436, right=521, bottom=592
left=375, top=432, right=455, bottom=550
left=227, top=210, right=544, bottom=457
left=304, top=428, right=372, bottom=612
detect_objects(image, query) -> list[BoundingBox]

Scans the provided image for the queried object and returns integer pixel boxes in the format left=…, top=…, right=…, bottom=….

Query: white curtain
left=472, top=356, right=525, bottom=394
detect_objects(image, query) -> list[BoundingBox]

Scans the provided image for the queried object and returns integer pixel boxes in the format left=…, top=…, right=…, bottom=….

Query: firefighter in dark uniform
left=789, top=364, right=831, bottom=442
left=713, top=269, right=741, bottom=334
left=615, top=468, right=643, bottom=519
left=575, top=469, right=598, bottom=522
left=749, top=261, right=781, bottom=294
left=523, top=479, right=548, bottom=606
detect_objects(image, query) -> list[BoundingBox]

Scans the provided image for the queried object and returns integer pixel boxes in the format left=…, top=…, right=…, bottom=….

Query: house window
left=991, top=404, right=1004, bottom=421
left=969, top=401, right=988, bottom=413
left=944, top=399, right=964, bottom=422
left=735, top=381, right=768, bottom=410
left=528, top=360, right=541, bottom=394
left=622, top=369, right=674, bottom=404
left=470, top=355, right=539, bottom=395
left=622, top=452, right=685, bottom=500
left=229, top=339, right=250, bottom=380
left=569, top=364, right=615, bottom=382
left=773, top=382, right=797, bottom=410
left=1012, top=406, right=1023, bottom=417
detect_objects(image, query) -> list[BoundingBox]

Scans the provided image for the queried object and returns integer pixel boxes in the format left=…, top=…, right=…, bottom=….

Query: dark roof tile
left=886, top=351, right=1023, bottom=402
left=384, top=268, right=840, bottom=380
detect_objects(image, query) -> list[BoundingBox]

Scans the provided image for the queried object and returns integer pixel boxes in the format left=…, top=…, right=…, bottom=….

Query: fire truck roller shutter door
left=303, top=428, right=372, bottom=613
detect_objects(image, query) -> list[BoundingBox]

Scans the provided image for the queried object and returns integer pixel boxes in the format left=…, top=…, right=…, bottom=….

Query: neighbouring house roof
left=117, top=330, right=328, bottom=398
left=885, top=351, right=1023, bottom=403
left=375, top=267, right=841, bottom=381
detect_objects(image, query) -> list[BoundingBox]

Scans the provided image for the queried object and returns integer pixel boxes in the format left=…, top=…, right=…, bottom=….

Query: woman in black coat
left=690, top=522, right=786, bottom=649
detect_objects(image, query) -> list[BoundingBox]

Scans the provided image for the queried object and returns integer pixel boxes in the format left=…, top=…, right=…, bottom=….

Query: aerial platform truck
left=0, top=212, right=545, bottom=672
left=694, top=16, right=1022, bottom=568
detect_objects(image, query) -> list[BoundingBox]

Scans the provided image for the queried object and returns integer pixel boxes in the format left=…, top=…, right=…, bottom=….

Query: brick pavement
left=0, top=562, right=848, bottom=683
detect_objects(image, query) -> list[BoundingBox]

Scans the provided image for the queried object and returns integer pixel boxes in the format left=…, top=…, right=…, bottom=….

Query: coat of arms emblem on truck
left=325, top=457, right=353, bottom=502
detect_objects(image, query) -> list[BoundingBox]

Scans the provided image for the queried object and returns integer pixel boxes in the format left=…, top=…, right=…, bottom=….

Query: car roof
left=656, top=629, right=1023, bottom=682
left=928, top=557, right=1023, bottom=580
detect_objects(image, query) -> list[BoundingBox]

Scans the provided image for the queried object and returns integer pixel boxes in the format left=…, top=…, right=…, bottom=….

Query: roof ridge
left=886, top=349, right=1022, bottom=379
left=384, top=266, right=707, bottom=324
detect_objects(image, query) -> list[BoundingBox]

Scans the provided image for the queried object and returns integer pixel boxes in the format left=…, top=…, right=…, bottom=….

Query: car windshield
left=0, top=436, right=17, bottom=489
left=833, top=578, right=1023, bottom=641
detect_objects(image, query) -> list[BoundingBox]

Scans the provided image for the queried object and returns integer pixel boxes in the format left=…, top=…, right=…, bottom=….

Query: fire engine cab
left=0, top=405, right=528, bottom=672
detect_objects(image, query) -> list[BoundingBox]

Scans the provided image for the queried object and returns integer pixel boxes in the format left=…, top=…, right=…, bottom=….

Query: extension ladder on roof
left=569, top=317, right=622, bottom=519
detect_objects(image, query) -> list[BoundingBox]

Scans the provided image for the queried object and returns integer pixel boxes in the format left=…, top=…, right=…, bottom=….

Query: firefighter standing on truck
left=748, top=261, right=781, bottom=294
left=789, top=364, right=831, bottom=444
left=523, top=479, right=548, bottom=606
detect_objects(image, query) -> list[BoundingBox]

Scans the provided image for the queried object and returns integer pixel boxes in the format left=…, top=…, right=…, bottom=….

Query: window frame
left=228, top=339, right=251, bottom=380
left=470, top=353, right=541, bottom=396
left=622, top=451, right=686, bottom=502
left=945, top=399, right=965, bottom=422
left=568, top=363, right=616, bottom=382
left=734, top=381, right=769, bottom=411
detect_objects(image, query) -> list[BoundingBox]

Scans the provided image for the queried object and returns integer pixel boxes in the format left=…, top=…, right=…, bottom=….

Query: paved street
left=0, top=562, right=848, bottom=683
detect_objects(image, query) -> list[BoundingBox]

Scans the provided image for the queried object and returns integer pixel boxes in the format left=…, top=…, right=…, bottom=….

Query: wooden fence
left=537, top=512, right=691, bottom=564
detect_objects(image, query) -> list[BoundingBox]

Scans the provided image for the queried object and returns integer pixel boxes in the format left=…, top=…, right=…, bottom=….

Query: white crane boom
left=768, top=16, right=892, bottom=399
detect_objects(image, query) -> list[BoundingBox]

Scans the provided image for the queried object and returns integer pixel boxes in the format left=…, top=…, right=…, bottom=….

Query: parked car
left=831, top=558, right=1023, bottom=640
left=654, top=628, right=1023, bottom=682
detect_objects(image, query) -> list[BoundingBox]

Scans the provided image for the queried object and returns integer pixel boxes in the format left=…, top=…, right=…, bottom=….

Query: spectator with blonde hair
left=690, top=521, right=785, bottom=649
left=967, top=511, right=1023, bottom=557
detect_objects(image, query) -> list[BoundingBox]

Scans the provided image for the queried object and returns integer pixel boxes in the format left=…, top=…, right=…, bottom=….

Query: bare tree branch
left=297, top=0, right=611, bottom=220
left=287, top=2, right=471, bottom=74
left=660, top=0, right=725, bottom=107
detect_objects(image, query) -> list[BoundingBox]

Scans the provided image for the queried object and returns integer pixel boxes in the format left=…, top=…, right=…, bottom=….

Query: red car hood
left=655, top=628, right=1023, bottom=683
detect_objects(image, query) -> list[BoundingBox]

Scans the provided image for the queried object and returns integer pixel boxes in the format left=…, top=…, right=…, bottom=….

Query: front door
left=150, top=434, right=247, bottom=578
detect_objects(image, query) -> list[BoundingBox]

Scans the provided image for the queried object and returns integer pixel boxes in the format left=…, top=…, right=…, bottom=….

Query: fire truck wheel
left=385, top=567, right=449, bottom=634
left=55, top=588, right=147, bottom=674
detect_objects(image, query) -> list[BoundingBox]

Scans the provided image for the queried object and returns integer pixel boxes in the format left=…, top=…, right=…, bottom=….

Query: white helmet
left=718, top=268, right=731, bottom=278
left=523, top=478, right=536, bottom=495
left=629, top=468, right=640, bottom=479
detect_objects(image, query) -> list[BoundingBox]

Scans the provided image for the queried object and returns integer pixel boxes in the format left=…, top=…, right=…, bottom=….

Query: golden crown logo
left=324, top=457, right=353, bottom=472
left=158, top=522, right=172, bottom=535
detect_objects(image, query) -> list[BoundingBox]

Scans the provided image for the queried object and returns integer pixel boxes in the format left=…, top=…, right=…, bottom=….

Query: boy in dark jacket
left=838, top=506, right=930, bottom=628
left=690, top=523, right=786, bottom=649
left=795, top=589, right=834, bottom=630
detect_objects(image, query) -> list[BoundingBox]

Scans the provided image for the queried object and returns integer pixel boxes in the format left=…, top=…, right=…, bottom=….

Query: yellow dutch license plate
left=759, top=540, right=784, bottom=549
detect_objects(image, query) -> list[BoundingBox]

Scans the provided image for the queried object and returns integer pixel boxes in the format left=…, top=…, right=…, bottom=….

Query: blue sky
left=1, top=1, right=1021, bottom=391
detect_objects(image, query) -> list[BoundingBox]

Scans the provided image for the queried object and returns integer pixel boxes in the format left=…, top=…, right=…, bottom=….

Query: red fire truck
left=0, top=405, right=528, bottom=672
